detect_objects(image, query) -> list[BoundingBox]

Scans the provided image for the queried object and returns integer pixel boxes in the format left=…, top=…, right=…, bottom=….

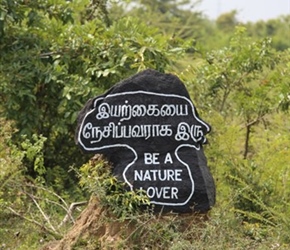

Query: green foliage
left=183, top=27, right=287, bottom=162
left=276, top=50, right=290, bottom=112
left=0, top=118, right=85, bottom=248
left=0, top=0, right=290, bottom=249
left=185, top=27, right=279, bottom=114
left=20, top=134, right=47, bottom=182
left=79, top=156, right=150, bottom=219
left=216, top=10, right=239, bottom=32
left=180, top=26, right=290, bottom=244
left=0, top=118, right=25, bottom=207
left=129, top=0, right=205, bottom=39
left=246, top=16, right=290, bottom=51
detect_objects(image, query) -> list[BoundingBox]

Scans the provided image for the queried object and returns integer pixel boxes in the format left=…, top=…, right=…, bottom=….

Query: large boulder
left=76, top=69, right=215, bottom=213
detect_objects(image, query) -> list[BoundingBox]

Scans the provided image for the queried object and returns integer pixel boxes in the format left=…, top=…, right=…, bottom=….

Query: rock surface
left=76, top=69, right=215, bottom=213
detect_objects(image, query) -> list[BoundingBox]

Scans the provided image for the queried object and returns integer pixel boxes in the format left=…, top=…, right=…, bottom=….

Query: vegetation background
left=0, top=0, right=289, bottom=249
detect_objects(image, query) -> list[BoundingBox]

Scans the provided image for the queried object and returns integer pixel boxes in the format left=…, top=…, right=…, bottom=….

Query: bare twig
left=243, top=114, right=265, bottom=159
left=58, top=201, right=87, bottom=228
left=6, top=206, right=62, bottom=239
left=26, top=192, right=58, bottom=234
left=9, top=181, right=88, bottom=231
left=24, top=183, right=70, bottom=210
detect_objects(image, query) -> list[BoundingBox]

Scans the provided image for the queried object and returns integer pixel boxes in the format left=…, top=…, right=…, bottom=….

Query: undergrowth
left=75, top=155, right=290, bottom=250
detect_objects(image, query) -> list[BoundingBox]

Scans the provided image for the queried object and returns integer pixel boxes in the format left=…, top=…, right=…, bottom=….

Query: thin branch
left=6, top=206, right=62, bottom=239
left=21, top=192, right=69, bottom=214
left=219, top=71, right=251, bottom=113
left=23, top=192, right=86, bottom=227
left=39, top=51, right=62, bottom=58
left=24, top=183, right=69, bottom=210
left=243, top=114, right=265, bottom=159
left=246, top=118, right=260, bottom=127
left=58, top=201, right=87, bottom=228
left=243, top=122, right=251, bottom=159
left=10, top=182, right=88, bottom=230
left=219, top=72, right=231, bottom=112
left=26, top=192, right=58, bottom=234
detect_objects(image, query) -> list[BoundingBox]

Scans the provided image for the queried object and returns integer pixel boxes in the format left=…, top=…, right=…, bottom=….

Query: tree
left=246, top=15, right=290, bottom=51
left=126, top=0, right=206, bottom=39
left=216, top=10, right=238, bottom=32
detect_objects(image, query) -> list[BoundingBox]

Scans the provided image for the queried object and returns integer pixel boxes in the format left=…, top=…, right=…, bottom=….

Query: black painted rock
left=76, top=69, right=215, bottom=213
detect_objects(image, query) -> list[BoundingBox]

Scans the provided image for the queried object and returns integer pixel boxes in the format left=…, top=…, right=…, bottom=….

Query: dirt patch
left=41, top=196, right=136, bottom=250
left=41, top=196, right=208, bottom=250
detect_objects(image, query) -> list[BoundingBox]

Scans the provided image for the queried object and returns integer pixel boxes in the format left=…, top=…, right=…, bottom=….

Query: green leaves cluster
left=79, top=156, right=150, bottom=219
left=0, top=119, right=24, bottom=208
left=186, top=27, right=279, bottom=114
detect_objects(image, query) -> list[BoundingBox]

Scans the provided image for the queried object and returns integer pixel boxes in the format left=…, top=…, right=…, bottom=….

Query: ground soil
left=41, top=196, right=208, bottom=250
